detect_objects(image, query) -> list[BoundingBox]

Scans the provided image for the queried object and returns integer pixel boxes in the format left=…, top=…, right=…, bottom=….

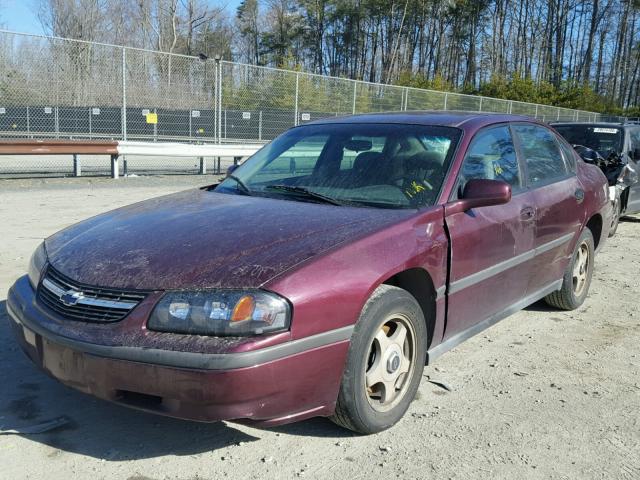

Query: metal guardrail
left=0, top=140, right=262, bottom=178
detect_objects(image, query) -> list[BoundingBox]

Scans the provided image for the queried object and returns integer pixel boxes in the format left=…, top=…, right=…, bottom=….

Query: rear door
left=444, top=125, right=536, bottom=340
left=511, top=123, right=582, bottom=294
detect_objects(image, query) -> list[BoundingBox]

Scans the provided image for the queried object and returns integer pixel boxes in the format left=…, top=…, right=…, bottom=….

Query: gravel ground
left=0, top=176, right=639, bottom=480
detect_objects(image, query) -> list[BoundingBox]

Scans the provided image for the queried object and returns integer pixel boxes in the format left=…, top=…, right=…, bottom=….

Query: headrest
left=353, top=151, right=383, bottom=172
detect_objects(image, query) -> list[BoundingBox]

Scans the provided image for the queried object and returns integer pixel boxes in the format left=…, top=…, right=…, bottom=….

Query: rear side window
left=557, top=137, right=577, bottom=172
left=457, top=125, right=521, bottom=195
left=513, top=124, right=568, bottom=185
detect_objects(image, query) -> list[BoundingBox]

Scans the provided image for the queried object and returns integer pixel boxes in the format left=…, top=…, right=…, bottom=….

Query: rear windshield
left=553, top=125, right=624, bottom=156
left=217, top=123, right=461, bottom=209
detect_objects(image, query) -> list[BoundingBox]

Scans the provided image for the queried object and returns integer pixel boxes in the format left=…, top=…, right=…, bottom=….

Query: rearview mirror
left=344, top=139, right=373, bottom=152
left=445, top=179, right=512, bottom=216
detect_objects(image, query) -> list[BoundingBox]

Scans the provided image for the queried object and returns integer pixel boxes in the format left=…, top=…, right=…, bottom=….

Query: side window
left=631, top=129, right=640, bottom=160
left=457, top=126, right=521, bottom=196
left=513, top=124, right=568, bottom=185
left=557, top=137, right=577, bottom=172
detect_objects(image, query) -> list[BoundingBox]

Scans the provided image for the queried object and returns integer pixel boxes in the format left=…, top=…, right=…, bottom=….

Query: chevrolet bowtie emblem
left=59, top=289, right=84, bottom=306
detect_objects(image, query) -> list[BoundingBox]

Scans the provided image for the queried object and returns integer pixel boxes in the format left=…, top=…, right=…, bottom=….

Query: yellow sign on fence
left=145, top=113, right=158, bottom=124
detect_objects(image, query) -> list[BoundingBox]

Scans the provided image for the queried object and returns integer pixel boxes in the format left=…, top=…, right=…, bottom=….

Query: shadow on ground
left=0, top=300, right=347, bottom=461
left=524, top=299, right=561, bottom=313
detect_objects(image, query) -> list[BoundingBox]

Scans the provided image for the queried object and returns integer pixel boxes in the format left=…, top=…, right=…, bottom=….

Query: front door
left=444, top=125, right=536, bottom=340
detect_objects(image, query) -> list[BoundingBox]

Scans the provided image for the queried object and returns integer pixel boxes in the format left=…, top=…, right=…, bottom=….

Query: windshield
left=554, top=125, right=624, bottom=156
left=216, top=123, right=461, bottom=209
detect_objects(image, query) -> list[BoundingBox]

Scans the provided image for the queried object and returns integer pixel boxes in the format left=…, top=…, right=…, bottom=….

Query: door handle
left=575, top=188, right=585, bottom=203
left=520, top=206, right=535, bottom=220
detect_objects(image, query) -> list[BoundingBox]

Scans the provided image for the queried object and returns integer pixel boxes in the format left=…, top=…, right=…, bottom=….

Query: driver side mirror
left=445, top=179, right=512, bottom=216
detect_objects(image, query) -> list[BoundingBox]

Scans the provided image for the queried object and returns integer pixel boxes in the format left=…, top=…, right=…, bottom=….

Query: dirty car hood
left=45, top=189, right=414, bottom=290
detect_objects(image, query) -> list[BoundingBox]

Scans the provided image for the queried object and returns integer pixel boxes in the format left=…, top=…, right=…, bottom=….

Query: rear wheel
left=544, top=229, right=594, bottom=310
left=331, top=285, right=426, bottom=434
left=609, top=198, right=621, bottom=237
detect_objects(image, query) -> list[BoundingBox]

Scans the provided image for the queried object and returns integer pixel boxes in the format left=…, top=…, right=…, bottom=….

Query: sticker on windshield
left=593, top=128, right=619, bottom=134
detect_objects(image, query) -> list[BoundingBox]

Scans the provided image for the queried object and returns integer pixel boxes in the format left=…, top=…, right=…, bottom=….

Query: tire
left=544, top=229, right=595, bottom=310
left=609, top=199, right=621, bottom=237
left=330, top=284, right=427, bottom=434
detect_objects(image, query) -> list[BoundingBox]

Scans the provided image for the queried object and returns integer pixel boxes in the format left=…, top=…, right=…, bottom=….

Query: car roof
left=304, top=111, right=533, bottom=128
left=551, top=122, right=634, bottom=129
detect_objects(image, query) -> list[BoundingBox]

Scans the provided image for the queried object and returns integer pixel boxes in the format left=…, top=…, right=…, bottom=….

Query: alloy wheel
left=572, top=241, right=591, bottom=296
left=364, top=314, right=416, bottom=412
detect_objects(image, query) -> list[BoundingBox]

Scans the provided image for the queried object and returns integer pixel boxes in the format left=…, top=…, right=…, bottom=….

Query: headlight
left=28, top=242, right=47, bottom=289
left=147, top=290, right=291, bottom=336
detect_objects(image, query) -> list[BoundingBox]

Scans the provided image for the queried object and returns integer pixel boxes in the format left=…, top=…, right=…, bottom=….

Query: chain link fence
left=0, top=29, right=618, bottom=176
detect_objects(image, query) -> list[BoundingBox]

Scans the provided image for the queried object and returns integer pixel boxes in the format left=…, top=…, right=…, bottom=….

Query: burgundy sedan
left=8, top=113, right=611, bottom=434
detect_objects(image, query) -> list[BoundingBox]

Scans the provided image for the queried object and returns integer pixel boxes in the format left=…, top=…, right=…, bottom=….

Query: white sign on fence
left=301, top=113, right=311, bottom=121
left=191, top=110, right=201, bottom=118
left=0, top=108, right=5, bottom=114
left=142, top=109, right=150, bottom=116
left=44, top=107, right=52, bottom=114
left=92, top=108, right=101, bottom=115
left=242, top=112, right=251, bottom=120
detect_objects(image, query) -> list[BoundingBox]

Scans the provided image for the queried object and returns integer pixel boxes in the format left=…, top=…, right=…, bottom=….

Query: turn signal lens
left=231, top=295, right=255, bottom=322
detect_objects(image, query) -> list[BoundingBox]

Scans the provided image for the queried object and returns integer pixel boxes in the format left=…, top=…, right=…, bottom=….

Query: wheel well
left=585, top=214, right=603, bottom=250
left=382, top=268, right=436, bottom=347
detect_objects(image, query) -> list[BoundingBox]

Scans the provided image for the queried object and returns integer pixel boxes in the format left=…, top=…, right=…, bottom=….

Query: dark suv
left=552, top=122, right=640, bottom=228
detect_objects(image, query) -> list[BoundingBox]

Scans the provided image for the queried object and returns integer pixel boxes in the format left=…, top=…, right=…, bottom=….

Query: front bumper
left=6, top=276, right=351, bottom=425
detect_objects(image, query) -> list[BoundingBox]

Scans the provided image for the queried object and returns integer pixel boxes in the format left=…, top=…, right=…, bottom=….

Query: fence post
left=352, top=81, right=357, bottom=114
left=212, top=60, right=218, bottom=143
left=217, top=60, right=223, bottom=143
left=259, top=110, right=262, bottom=141
left=54, top=107, right=59, bottom=138
left=26, top=106, right=30, bottom=136
left=479, top=96, right=483, bottom=112
left=199, top=157, right=206, bottom=174
left=535, top=104, right=539, bottom=119
left=121, top=47, right=127, bottom=141
left=294, top=72, right=300, bottom=126
left=443, top=92, right=448, bottom=111
left=508, top=101, right=513, bottom=114
left=404, top=88, right=409, bottom=110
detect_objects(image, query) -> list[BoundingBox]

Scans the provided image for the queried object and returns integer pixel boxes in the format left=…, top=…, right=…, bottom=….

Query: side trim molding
left=426, top=279, right=563, bottom=364
left=449, top=233, right=573, bottom=294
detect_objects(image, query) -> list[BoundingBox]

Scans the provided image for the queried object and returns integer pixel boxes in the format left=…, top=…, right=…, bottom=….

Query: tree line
left=26, top=0, right=640, bottom=116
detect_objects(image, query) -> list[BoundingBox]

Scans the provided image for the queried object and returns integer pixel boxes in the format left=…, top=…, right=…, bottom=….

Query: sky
left=1, top=0, right=43, bottom=35
left=0, top=0, right=242, bottom=37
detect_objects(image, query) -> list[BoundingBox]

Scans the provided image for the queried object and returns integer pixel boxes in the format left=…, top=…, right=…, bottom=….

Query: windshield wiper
left=226, top=175, right=252, bottom=195
left=264, top=185, right=343, bottom=206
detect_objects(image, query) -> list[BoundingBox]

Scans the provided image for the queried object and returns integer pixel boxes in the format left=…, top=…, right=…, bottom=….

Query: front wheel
left=544, top=229, right=595, bottom=310
left=330, top=285, right=426, bottom=434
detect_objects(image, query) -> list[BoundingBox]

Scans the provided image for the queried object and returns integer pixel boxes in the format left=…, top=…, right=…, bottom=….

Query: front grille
left=37, top=266, right=148, bottom=322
